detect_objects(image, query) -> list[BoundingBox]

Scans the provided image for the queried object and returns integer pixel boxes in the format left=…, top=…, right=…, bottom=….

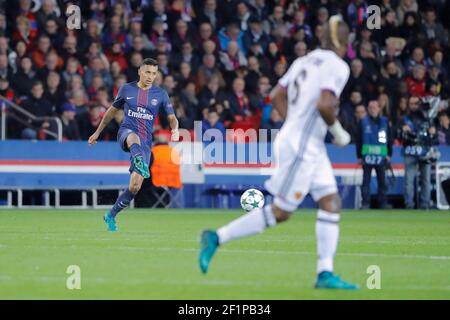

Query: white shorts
left=264, top=138, right=338, bottom=212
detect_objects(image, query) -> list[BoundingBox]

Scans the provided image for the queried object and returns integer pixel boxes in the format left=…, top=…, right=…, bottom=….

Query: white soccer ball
left=240, top=188, right=265, bottom=212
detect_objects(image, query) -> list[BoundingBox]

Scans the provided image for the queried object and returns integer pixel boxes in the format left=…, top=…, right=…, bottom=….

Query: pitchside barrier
left=1, top=140, right=450, bottom=209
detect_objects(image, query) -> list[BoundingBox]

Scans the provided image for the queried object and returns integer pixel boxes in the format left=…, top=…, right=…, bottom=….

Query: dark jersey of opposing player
left=112, top=81, right=174, bottom=147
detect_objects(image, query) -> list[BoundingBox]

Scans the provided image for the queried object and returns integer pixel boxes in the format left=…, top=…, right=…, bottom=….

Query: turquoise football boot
left=132, top=155, right=150, bottom=178
left=199, top=230, right=219, bottom=274
left=104, top=211, right=118, bottom=232
left=315, top=271, right=360, bottom=290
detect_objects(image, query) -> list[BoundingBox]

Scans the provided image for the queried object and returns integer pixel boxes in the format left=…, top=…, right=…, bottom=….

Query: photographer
left=356, top=100, right=393, bottom=209
left=401, top=96, right=439, bottom=209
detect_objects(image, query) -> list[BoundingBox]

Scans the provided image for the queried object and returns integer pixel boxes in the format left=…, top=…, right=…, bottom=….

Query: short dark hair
left=32, top=80, right=43, bottom=88
left=140, top=58, right=158, bottom=68
left=438, top=111, right=448, bottom=119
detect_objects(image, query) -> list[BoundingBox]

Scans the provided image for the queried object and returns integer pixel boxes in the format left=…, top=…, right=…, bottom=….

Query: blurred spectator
left=380, top=60, right=403, bottom=98
left=60, top=102, right=80, bottom=141
left=11, top=56, right=36, bottom=98
left=13, top=41, right=28, bottom=67
left=261, top=108, right=283, bottom=139
left=218, top=21, right=244, bottom=53
left=202, top=108, right=226, bottom=140
left=243, top=16, right=270, bottom=56
left=78, top=104, right=103, bottom=140
left=171, top=19, right=195, bottom=54
left=61, top=34, right=83, bottom=62
left=95, top=87, right=111, bottom=113
left=37, top=51, right=62, bottom=83
left=340, top=89, right=363, bottom=132
left=143, top=0, right=176, bottom=35
left=128, top=35, right=154, bottom=61
left=219, top=40, right=248, bottom=72
left=294, top=41, right=308, bottom=58
left=127, top=18, right=154, bottom=52
left=162, top=74, right=177, bottom=96
left=196, top=0, right=222, bottom=31
left=421, top=7, right=448, bottom=44
left=20, top=80, right=53, bottom=139
left=0, top=53, right=12, bottom=80
left=377, top=93, right=392, bottom=119
left=31, top=34, right=54, bottom=69
left=78, top=19, right=101, bottom=53
left=347, top=0, right=368, bottom=31
left=44, top=71, right=65, bottom=114
left=347, top=103, right=367, bottom=143
left=0, top=76, right=14, bottom=101
left=405, top=64, right=427, bottom=97
left=171, top=41, right=200, bottom=72
left=62, top=57, right=82, bottom=85
left=171, top=94, right=194, bottom=129
left=84, top=56, right=113, bottom=89
left=437, top=111, right=450, bottom=145
left=102, top=15, right=130, bottom=52
left=263, top=5, right=287, bottom=35
left=196, top=22, right=219, bottom=50
left=106, top=41, right=128, bottom=72
left=196, top=53, right=224, bottom=89
left=36, top=0, right=63, bottom=30
left=198, top=74, right=227, bottom=109
left=12, top=15, right=37, bottom=51
left=43, top=18, right=64, bottom=51
left=236, top=1, right=252, bottom=32
left=226, top=77, right=257, bottom=117
left=255, top=76, right=272, bottom=126
left=396, top=0, right=418, bottom=25
left=404, top=46, right=425, bottom=75
left=175, top=61, right=195, bottom=87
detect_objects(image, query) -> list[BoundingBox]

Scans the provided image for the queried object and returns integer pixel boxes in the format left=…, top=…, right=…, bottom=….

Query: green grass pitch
left=0, top=209, right=449, bottom=299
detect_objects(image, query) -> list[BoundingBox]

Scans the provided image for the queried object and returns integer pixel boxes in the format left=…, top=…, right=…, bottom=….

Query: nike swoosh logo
left=126, top=97, right=134, bottom=100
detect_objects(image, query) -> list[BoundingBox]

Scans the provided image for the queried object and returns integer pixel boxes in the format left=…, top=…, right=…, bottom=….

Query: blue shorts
left=117, top=128, right=152, bottom=173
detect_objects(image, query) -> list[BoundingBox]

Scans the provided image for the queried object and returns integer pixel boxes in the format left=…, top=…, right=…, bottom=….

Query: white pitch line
left=10, top=243, right=449, bottom=261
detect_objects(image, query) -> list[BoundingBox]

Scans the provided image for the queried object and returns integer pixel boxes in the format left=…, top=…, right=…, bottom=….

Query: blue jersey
left=112, top=81, right=174, bottom=147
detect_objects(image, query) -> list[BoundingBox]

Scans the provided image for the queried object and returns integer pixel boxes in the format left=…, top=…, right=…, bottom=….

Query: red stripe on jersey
left=137, top=88, right=148, bottom=143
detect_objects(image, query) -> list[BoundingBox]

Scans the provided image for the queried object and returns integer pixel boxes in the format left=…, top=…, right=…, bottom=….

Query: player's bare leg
left=314, top=193, right=359, bottom=289
left=199, top=203, right=289, bottom=274
left=126, top=133, right=150, bottom=178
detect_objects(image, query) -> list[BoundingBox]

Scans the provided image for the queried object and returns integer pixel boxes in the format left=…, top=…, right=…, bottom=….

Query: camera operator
left=401, top=96, right=439, bottom=209
left=356, top=100, right=393, bottom=209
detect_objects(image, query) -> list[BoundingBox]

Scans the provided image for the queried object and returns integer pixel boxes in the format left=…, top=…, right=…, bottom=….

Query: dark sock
left=130, top=143, right=142, bottom=158
left=110, top=189, right=136, bottom=217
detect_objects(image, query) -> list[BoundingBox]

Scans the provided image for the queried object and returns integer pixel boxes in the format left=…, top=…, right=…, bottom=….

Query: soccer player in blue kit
left=88, top=58, right=179, bottom=231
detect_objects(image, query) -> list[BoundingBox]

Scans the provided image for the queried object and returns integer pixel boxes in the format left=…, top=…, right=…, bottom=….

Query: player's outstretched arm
left=317, top=90, right=350, bottom=147
left=88, top=106, right=119, bottom=145
left=167, top=114, right=179, bottom=141
left=270, top=84, right=288, bottom=119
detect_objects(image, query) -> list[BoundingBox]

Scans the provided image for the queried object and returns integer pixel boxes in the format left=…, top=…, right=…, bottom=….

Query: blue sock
left=110, top=189, right=136, bottom=217
left=130, top=143, right=142, bottom=158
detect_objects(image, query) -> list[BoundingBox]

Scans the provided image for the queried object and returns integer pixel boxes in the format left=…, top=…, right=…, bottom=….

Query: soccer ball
left=240, top=188, right=265, bottom=212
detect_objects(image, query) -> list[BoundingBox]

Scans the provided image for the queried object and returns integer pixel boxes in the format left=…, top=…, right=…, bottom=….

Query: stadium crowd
left=0, top=0, right=449, bottom=143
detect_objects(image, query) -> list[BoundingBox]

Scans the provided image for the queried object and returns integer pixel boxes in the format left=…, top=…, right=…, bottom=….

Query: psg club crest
left=151, top=99, right=158, bottom=106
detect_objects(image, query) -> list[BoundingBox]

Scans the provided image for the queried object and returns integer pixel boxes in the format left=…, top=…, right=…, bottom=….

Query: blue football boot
left=199, top=230, right=219, bottom=274
left=104, top=211, right=118, bottom=232
left=315, top=271, right=360, bottom=290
